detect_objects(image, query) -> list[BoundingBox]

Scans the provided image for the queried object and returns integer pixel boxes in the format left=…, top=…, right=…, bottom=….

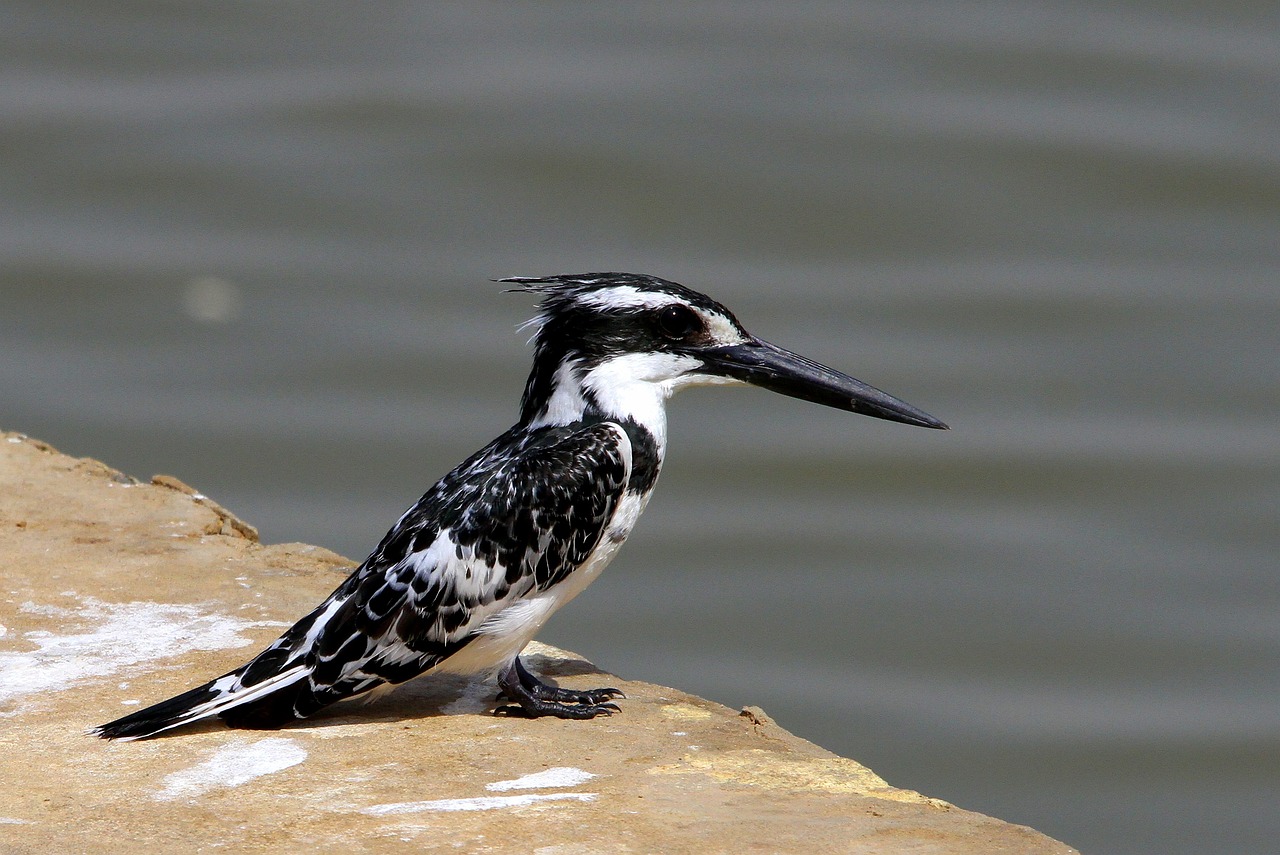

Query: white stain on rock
left=155, top=737, right=307, bottom=801
left=0, top=596, right=286, bottom=704
left=486, top=767, right=597, bottom=791
left=362, top=766, right=599, bottom=816
left=363, top=793, right=596, bottom=815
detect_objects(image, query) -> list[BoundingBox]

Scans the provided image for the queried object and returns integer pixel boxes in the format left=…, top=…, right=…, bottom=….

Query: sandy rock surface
left=0, top=432, right=1076, bottom=853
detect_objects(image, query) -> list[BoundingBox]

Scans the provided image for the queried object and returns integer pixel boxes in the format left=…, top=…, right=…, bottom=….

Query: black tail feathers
left=93, top=663, right=337, bottom=740
left=93, top=679, right=226, bottom=741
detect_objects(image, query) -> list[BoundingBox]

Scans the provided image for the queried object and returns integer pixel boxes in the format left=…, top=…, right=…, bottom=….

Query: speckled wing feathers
left=254, top=421, right=630, bottom=710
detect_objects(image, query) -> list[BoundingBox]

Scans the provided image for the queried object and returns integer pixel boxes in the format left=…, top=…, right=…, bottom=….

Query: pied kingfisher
left=96, top=273, right=946, bottom=740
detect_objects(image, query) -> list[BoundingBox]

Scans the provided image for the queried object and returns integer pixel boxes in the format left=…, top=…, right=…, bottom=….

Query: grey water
left=3, top=3, right=1278, bottom=852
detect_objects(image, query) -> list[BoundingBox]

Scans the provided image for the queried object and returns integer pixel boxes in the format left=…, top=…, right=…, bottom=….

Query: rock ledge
left=0, top=433, right=1075, bottom=853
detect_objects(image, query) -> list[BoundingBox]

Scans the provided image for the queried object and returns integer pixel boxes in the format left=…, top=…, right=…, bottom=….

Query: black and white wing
left=94, top=421, right=630, bottom=739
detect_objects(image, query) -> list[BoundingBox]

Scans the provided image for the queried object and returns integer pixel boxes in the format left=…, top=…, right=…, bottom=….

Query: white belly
left=432, top=487, right=650, bottom=677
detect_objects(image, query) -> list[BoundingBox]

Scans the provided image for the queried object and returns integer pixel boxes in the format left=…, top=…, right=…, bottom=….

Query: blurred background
left=3, top=3, right=1277, bottom=852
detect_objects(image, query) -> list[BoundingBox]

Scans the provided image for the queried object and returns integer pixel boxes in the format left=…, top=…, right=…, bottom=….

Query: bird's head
left=504, top=273, right=947, bottom=431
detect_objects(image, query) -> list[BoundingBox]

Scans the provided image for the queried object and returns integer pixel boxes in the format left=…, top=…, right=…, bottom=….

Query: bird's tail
left=93, top=580, right=402, bottom=740
left=93, top=663, right=312, bottom=741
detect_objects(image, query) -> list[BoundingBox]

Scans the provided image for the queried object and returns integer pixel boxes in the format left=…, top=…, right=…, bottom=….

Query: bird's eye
left=655, top=305, right=701, bottom=341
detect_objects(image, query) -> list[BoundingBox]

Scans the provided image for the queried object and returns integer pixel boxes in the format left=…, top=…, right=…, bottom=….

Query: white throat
left=530, top=352, right=743, bottom=456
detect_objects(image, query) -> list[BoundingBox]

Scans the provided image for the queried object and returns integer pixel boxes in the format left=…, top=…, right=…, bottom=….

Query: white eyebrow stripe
left=576, top=286, right=679, bottom=311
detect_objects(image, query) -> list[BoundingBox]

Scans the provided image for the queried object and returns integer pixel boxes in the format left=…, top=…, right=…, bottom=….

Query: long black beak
left=700, top=338, right=948, bottom=429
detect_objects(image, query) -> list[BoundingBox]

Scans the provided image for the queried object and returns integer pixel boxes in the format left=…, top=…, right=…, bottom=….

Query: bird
left=94, top=273, right=946, bottom=740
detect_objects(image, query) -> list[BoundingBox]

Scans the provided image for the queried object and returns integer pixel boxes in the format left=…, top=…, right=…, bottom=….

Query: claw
left=566, top=686, right=624, bottom=705
left=497, top=657, right=626, bottom=720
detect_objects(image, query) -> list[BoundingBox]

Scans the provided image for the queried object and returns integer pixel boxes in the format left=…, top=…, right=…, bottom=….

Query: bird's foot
left=495, top=658, right=624, bottom=719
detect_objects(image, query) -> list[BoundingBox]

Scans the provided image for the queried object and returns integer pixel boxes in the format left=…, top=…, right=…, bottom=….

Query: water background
left=3, top=4, right=1278, bottom=852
